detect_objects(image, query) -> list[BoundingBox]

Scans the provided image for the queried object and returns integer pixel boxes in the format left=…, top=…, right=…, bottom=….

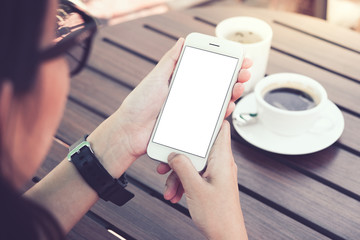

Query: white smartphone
left=147, top=32, right=244, bottom=171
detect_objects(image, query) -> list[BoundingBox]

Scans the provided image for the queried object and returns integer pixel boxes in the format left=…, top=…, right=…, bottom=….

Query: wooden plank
left=58, top=99, right=357, bottom=239
left=272, top=145, right=360, bottom=198
left=101, top=19, right=175, bottom=62
left=57, top=100, right=104, bottom=141
left=230, top=139, right=360, bottom=240
left=263, top=9, right=360, bottom=53
left=339, top=111, right=360, bottom=150
left=70, top=67, right=132, bottom=117
left=87, top=35, right=155, bottom=88
left=239, top=193, right=328, bottom=240
left=230, top=123, right=360, bottom=198
left=96, top=17, right=360, bottom=150
left=268, top=23, right=360, bottom=82
left=182, top=6, right=360, bottom=82
left=91, top=184, right=204, bottom=240
left=67, top=215, right=119, bottom=240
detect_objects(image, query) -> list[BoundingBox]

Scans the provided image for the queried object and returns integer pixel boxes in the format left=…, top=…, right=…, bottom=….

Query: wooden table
left=35, top=4, right=360, bottom=240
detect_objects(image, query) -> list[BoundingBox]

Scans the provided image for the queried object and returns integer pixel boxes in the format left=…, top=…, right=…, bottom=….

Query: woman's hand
left=158, top=121, right=248, bottom=239
left=88, top=38, right=252, bottom=178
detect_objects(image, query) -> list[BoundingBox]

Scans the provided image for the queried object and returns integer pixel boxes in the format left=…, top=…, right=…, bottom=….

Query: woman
left=0, top=0, right=251, bottom=239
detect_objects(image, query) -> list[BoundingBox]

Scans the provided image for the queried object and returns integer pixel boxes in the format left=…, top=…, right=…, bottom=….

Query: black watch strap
left=68, top=135, right=134, bottom=206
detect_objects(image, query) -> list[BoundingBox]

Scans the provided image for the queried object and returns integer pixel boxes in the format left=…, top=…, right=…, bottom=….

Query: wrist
left=67, top=135, right=135, bottom=207
left=87, top=117, right=136, bottom=179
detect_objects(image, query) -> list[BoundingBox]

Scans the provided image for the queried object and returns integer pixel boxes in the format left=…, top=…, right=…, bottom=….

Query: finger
left=157, top=163, right=171, bottom=174
left=168, top=153, right=204, bottom=194
left=225, top=101, right=236, bottom=118
left=214, top=120, right=232, bottom=152
left=204, top=121, right=235, bottom=185
left=164, top=171, right=181, bottom=200
left=241, top=58, right=253, bottom=69
left=231, top=82, right=245, bottom=101
left=237, top=69, right=251, bottom=83
left=151, top=38, right=184, bottom=81
left=170, top=183, right=184, bottom=204
left=208, top=121, right=232, bottom=167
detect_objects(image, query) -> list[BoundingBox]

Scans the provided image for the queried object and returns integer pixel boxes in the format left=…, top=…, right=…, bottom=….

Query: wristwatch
left=67, top=135, right=134, bottom=206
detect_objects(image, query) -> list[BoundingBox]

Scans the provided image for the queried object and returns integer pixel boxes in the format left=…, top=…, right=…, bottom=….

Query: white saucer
left=232, top=93, right=345, bottom=155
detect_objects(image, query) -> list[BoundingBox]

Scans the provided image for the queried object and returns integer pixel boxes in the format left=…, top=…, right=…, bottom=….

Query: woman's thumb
left=168, top=153, right=203, bottom=193
left=151, top=38, right=184, bottom=79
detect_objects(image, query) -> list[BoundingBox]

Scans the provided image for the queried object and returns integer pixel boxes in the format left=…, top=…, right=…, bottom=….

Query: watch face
left=67, top=135, right=90, bottom=160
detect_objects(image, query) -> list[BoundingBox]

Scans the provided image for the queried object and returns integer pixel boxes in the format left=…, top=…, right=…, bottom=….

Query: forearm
left=25, top=114, right=138, bottom=233
left=24, top=159, right=98, bottom=233
left=201, top=204, right=248, bottom=240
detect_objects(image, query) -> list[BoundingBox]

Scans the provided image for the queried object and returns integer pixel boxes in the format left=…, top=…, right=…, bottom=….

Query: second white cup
left=215, top=16, right=273, bottom=93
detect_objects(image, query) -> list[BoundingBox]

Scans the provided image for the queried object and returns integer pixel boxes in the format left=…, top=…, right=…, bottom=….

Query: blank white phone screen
left=153, top=46, right=238, bottom=157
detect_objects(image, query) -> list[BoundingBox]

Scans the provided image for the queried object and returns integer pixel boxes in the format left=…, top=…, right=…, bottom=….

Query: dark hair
left=0, top=0, right=46, bottom=94
left=0, top=0, right=65, bottom=239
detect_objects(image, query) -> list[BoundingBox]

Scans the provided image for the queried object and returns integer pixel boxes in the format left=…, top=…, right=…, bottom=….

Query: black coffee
left=264, top=87, right=316, bottom=111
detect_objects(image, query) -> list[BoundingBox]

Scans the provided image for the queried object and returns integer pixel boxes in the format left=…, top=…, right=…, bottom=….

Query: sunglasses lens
left=56, top=4, right=90, bottom=76
left=56, top=4, right=87, bottom=37
left=65, top=41, right=87, bottom=75
left=40, top=2, right=96, bottom=76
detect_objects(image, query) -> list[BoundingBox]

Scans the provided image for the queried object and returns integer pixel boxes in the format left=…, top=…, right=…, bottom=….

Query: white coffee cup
left=215, top=16, right=273, bottom=93
left=254, top=73, right=328, bottom=136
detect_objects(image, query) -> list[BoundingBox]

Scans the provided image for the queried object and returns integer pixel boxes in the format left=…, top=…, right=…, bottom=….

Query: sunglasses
left=40, top=0, right=97, bottom=76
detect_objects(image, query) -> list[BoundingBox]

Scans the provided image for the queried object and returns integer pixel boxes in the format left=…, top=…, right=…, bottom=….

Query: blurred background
left=70, top=0, right=360, bottom=32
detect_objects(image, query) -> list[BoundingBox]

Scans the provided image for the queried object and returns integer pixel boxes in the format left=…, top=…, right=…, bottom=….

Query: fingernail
left=168, top=153, right=177, bottom=162
left=164, top=184, right=170, bottom=200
